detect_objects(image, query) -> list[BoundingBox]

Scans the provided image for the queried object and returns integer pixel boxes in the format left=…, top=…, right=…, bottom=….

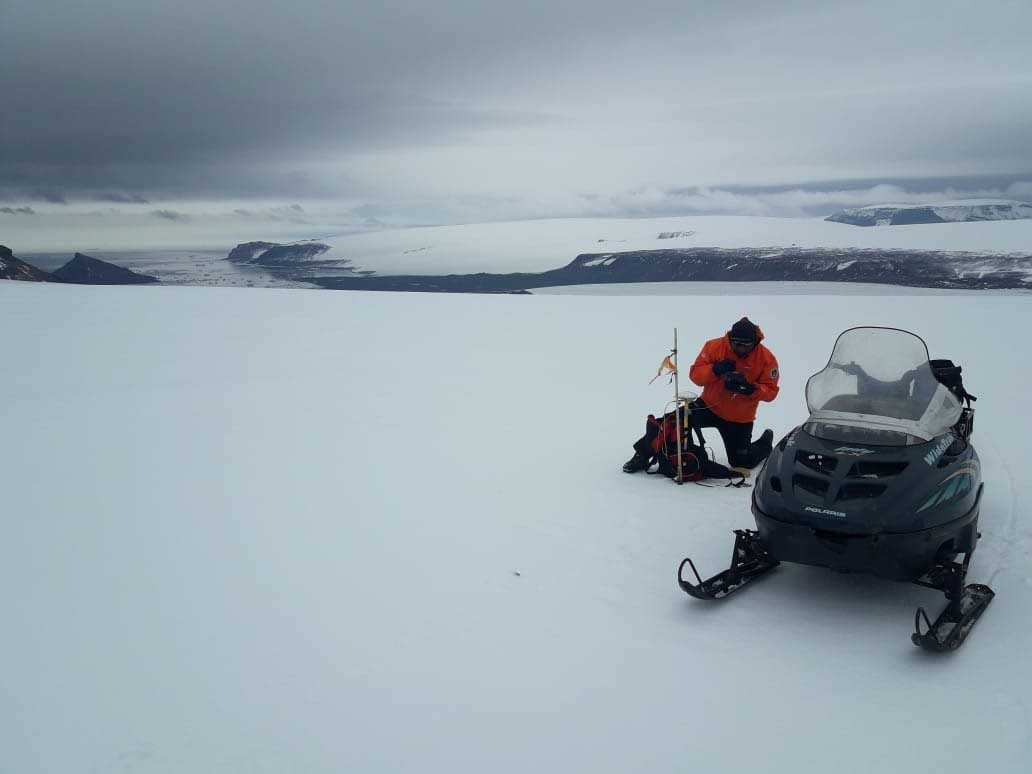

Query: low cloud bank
left=458, top=181, right=1032, bottom=222
left=3, top=180, right=1031, bottom=253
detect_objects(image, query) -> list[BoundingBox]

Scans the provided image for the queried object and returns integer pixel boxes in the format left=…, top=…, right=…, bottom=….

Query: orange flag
left=649, top=354, right=677, bottom=384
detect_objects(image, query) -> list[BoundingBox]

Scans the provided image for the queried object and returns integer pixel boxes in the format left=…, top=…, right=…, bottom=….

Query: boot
left=746, top=429, right=775, bottom=467
left=622, top=453, right=651, bottom=473
left=731, top=430, right=775, bottom=470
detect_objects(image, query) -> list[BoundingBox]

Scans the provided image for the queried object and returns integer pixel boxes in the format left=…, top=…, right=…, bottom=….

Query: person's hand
left=712, top=359, right=736, bottom=377
left=736, top=380, right=757, bottom=395
left=724, top=371, right=757, bottom=395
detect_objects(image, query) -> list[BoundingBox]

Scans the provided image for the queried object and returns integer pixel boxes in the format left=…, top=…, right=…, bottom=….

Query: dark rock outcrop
left=0, top=245, right=56, bottom=281
left=226, top=241, right=332, bottom=266
left=52, top=253, right=158, bottom=284
left=227, top=241, right=279, bottom=262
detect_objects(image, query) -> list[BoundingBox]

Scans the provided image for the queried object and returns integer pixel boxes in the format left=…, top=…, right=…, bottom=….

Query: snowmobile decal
left=803, top=506, right=847, bottom=519
left=833, top=446, right=875, bottom=456
left=916, top=463, right=979, bottom=512
left=923, top=433, right=956, bottom=466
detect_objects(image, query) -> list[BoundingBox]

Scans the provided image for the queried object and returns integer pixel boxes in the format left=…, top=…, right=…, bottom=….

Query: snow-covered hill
left=2, top=279, right=1031, bottom=773
left=226, top=215, right=1032, bottom=277
left=827, top=199, right=1032, bottom=226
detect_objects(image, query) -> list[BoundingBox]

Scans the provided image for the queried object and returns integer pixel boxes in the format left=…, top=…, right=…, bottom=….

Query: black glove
left=712, top=359, right=736, bottom=377
left=724, top=371, right=757, bottom=395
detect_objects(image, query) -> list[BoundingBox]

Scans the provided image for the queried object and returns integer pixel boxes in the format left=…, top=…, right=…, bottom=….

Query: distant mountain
left=52, top=253, right=158, bottom=284
left=0, top=245, right=55, bottom=281
left=826, top=200, right=1032, bottom=226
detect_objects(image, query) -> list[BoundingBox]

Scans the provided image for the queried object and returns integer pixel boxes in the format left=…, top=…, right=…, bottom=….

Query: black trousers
left=689, top=398, right=770, bottom=468
left=633, top=398, right=771, bottom=469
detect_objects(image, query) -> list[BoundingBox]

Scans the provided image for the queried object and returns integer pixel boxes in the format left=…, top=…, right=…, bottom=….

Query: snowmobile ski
left=678, top=529, right=779, bottom=600
left=912, top=583, right=994, bottom=652
left=729, top=466, right=752, bottom=479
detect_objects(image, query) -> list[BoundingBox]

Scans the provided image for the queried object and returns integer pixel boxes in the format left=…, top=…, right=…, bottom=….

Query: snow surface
left=305, top=215, right=1032, bottom=275
left=2, top=279, right=1032, bottom=773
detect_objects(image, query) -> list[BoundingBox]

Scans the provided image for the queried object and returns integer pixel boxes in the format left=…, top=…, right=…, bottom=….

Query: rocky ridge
left=309, top=246, right=1032, bottom=293
left=0, top=245, right=55, bottom=281
left=51, top=253, right=158, bottom=284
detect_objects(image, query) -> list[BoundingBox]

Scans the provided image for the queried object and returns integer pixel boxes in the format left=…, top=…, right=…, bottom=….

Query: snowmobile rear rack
left=677, top=529, right=779, bottom=600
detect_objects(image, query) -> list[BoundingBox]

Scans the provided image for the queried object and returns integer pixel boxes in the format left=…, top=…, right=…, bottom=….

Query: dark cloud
left=151, top=209, right=188, bottom=221
left=228, top=205, right=308, bottom=222
left=2, top=0, right=1030, bottom=207
left=28, top=189, right=68, bottom=204
left=93, top=192, right=150, bottom=204
left=265, top=205, right=310, bottom=223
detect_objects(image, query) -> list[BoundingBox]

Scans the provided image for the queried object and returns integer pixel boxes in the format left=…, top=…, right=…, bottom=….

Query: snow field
left=1, top=280, right=1030, bottom=773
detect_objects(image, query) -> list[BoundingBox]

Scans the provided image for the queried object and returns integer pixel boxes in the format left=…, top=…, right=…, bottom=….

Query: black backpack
left=643, top=409, right=747, bottom=486
left=930, top=359, right=976, bottom=406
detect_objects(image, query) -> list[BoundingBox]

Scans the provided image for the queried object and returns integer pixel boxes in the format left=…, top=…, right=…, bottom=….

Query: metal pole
left=673, top=327, right=684, bottom=484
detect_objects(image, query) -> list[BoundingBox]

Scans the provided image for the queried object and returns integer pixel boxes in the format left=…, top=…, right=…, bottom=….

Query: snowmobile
left=677, top=327, right=993, bottom=651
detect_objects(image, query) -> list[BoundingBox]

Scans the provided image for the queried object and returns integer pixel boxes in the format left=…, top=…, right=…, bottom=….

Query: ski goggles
left=729, top=337, right=757, bottom=348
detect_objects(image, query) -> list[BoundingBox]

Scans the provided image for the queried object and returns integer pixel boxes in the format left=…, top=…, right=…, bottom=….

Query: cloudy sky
left=2, top=0, right=1031, bottom=249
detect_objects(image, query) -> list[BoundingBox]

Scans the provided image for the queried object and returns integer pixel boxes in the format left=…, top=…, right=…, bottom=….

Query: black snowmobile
left=678, top=327, right=993, bottom=651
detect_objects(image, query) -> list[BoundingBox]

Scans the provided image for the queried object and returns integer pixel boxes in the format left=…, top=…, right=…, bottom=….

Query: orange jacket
left=688, top=328, right=780, bottom=423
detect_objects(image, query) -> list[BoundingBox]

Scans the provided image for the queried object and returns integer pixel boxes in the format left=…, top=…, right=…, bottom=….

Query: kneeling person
left=688, top=317, right=779, bottom=469
left=623, top=317, right=779, bottom=473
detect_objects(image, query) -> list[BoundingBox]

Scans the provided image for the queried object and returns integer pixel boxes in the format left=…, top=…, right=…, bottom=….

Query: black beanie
left=729, top=317, right=759, bottom=342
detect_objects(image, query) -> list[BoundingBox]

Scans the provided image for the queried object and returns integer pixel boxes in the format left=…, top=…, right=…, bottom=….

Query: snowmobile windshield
left=803, top=327, right=963, bottom=446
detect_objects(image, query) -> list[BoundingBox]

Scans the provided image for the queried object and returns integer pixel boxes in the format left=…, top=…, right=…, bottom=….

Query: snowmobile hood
left=754, top=425, right=981, bottom=535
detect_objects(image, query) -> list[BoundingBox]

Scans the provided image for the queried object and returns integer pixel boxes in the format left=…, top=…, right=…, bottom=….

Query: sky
left=2, top=0, right=1032, bottom=249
